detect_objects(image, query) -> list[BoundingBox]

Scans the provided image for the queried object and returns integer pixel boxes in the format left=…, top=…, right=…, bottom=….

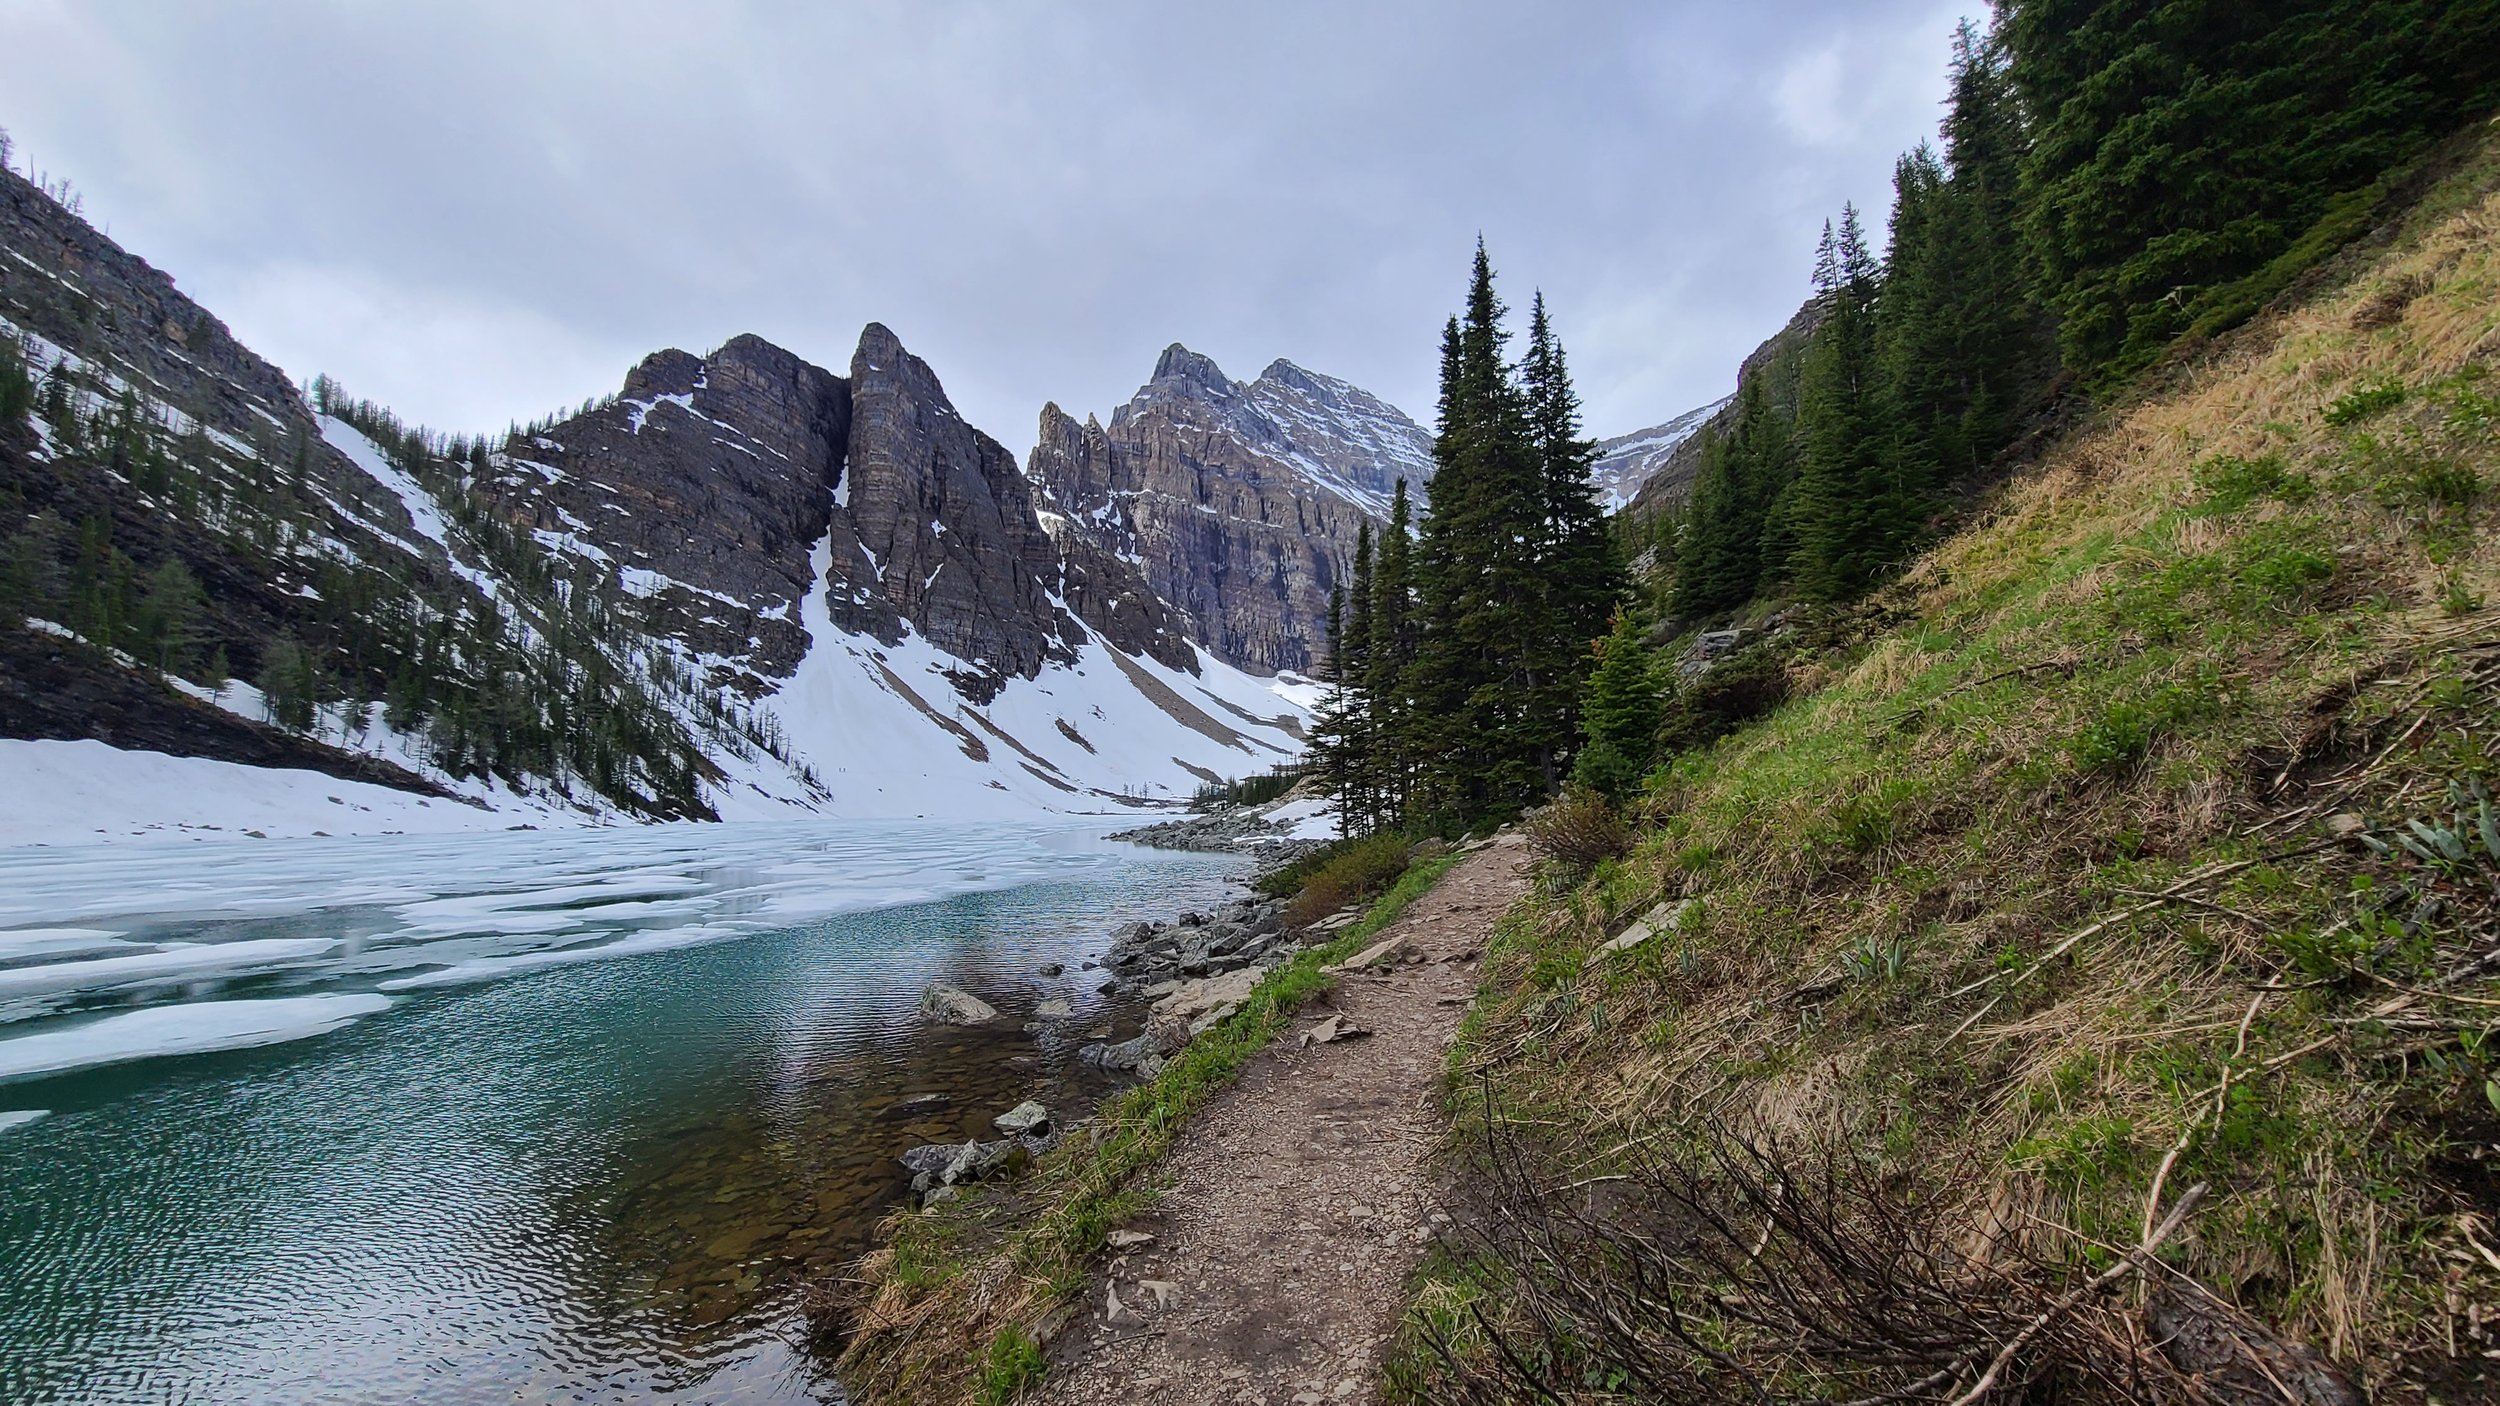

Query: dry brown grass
left=1410, top=128, right=2500, bottom=1405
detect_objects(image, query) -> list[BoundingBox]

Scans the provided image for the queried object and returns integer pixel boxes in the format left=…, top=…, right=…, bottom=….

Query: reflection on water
left=0, top=821, right=1238, bottom=1404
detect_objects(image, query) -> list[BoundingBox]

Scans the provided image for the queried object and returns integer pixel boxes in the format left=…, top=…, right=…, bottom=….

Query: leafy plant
left=2323, top=380, right=2407, bottom=426
left=1841, top=932, right=1910, bottom=984
left=974, top=1326, right=1045, bottom=1405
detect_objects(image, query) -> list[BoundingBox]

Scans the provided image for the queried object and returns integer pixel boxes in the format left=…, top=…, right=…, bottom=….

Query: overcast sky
left=0, top=1, right=1972, bottom=454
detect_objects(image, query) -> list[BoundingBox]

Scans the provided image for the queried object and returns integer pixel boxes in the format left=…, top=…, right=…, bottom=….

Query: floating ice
left=0, top=995, right=394, bottom=1083
left=0, top=1109, right=47, bottom=1133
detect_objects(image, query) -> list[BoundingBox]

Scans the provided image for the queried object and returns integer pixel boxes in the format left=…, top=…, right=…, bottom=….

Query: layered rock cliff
left=478, top=323, right=1197, bottom=698
left=1027, top=345, right=1435, bottom=675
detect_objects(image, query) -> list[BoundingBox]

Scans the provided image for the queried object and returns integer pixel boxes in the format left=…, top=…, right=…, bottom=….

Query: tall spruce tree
left=1879, top=22, right=2043, bottom=512
left=1671, top=374, right=1792, bottom=619
left=1407, top=242, right=1548, bottom=829
left=1310, top=584, right=1359, bottom=816
left=1365, top=479, right=1416, bottom=829
left=1788, top=208, right=1894, bottom=603
left=1521, top=292, right=1622, bottom=788
left=1341, top=523, right=1377, bottom=826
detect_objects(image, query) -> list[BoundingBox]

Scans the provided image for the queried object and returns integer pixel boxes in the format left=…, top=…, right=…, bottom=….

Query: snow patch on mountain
left=1592, top=396, right=1730, bottom=510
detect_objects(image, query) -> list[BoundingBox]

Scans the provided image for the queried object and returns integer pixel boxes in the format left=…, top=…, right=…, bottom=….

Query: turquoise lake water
left=0, top=819, right=1240, bottom=1404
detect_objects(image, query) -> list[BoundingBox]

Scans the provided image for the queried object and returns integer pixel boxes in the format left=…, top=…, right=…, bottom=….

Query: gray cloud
left=0, top=0, right=1970, bottom=453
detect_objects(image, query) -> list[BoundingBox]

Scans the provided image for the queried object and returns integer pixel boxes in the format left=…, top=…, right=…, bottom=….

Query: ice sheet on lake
left=0, top=927, right=132, bottom=960
left=0, top=996, right=394, bottom=1082
left=0, top=938, right=338, bottom=999
left=0, top=817, right=1215, bottom=1083
left=0, top=1109, right=48, bottom=1133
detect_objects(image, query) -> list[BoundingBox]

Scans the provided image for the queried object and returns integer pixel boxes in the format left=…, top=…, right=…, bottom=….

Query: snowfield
left=2, top=506, right=1312, bottom=846
left=0, top=739, right=581, bottom=848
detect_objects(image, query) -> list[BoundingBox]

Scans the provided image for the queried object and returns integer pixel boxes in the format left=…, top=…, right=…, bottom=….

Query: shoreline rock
left=919, top=984, right=999, bottom=1025
left=1108, top=805, right=1327, bottom=873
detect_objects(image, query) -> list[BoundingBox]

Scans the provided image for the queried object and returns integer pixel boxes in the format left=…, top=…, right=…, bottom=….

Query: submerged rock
left=919, top=984, right=999, bottom=1025
left=993, top=1101, right=1050, bottom=1136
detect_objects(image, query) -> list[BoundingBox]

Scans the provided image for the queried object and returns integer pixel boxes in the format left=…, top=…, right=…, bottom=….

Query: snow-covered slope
left=1591, top=397, right=1729, bottom=511
left=746, top=543, right=1306, bottom=819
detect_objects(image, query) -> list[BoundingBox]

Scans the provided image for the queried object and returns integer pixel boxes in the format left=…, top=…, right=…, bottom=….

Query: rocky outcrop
left=1028, top=345, right=1435, bottom=675
left=474, top=333, right=851, bottom=687
left=1623, top=298, right=1824, bottom=522
left=484, top=323, right=1202, bottom=698
left=825, top=324, right=1082, bottom=689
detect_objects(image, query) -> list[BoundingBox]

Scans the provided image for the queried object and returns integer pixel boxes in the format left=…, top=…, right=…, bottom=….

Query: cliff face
left=1591, top=397, right=1729, bottom=511
left=1028, top=345, right=1434, bottom=675
left=475, top=333, right=851, bottom=687
left=482, top=323, right=1195, bottom=697
left=1622, top=298, right=1823, bottom=521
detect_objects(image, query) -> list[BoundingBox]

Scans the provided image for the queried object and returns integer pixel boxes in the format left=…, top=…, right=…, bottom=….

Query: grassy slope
left=1412, top=129, right=2500, bottom=1402
left=832, top=852, right=1460, bottom=1405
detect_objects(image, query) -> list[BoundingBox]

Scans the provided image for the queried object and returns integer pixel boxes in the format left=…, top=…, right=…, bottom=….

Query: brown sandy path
left=1035, top=833, right=1533, bottom=1406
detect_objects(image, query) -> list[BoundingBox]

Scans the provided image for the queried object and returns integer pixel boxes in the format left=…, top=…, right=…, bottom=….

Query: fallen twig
left=1944, top=1183, right=2208, bottom=1406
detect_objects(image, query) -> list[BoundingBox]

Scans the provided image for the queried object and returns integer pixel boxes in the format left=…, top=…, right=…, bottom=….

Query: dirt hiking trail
left=1035, top=833, right=1534, bottom=1405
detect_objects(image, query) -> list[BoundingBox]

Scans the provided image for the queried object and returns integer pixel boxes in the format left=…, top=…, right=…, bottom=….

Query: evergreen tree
left=1342, top=523, right=1377, bottom=824
left=1309, top=584, right=1364, bottom=827
left=1788, top=208, right=1894, bottom=602
left=1406, top=242, right=1547, bottom=829
left=1365, top=478, right=1416, bottom=828
left=133, top=558, right=202, bottom=676
left=1570, top=609, right=1664, bottom=801
left=259, top=636, right=319, bottom=732
left=1878, top=23, right=2046, bottom=510
left=1671, top=375, right=1793, bottom=619
left=1521, top=291, right=1622, bottom=787
left=2001, top=0, right=2500, bottom=386
left=0, top=336, right=32, bottom=428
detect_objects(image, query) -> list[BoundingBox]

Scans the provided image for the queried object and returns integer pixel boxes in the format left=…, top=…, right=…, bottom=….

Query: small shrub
left=1825, top=776, right=1919, bottom=855
left=2191, top=451, right=2309, bottom=513
left=974, top=1326, right=1046, bottom=1405
left=2241, top=544, right=2335, bottom=598
left=2071, top=699, right=2159, bottom=773
left=1278, top=831, right=1415, bottom=928
left=2323, top=380, right=2406, bottom=426
left=1524, top=788, right=1631, bottom=879
left=1657, top=646, right=1790, bottom=755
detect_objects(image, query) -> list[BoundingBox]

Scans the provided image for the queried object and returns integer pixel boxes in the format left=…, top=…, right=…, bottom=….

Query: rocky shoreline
left=1107, top=804, right=1328, bottom=868
left=892, top=885, right=1367, bottom=1205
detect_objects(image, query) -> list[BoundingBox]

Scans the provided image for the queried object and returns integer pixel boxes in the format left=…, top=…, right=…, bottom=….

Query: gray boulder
left=919, top=984, right=999, bottom=1025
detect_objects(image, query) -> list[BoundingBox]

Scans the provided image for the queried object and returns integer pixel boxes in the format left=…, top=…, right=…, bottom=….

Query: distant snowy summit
left=1591, top=397, right=1731, bottom=511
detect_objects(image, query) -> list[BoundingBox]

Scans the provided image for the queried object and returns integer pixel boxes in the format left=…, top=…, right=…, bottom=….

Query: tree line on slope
left=0, top=332, right=800, bottom=818
left=1669, top=2, right=2500, bottom=626
left=1315, top=1, right=2500, bottom=835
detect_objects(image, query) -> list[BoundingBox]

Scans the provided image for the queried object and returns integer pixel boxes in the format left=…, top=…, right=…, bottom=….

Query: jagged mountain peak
left=1150, top=342, right=1232, bottom=391
left=1028, top=342, right=1435, bottom=674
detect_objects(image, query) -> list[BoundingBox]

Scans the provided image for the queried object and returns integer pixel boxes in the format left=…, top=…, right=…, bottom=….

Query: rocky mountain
left=1590, top=398, right=1729, bottom=511
left=1623, top=299, right=1824, bottom=521
left=1027, top=345, right=1435, bottom=674
left=472, top=323, right=1198, bottom=701
left=0, top=166, right=1310, bottom=839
